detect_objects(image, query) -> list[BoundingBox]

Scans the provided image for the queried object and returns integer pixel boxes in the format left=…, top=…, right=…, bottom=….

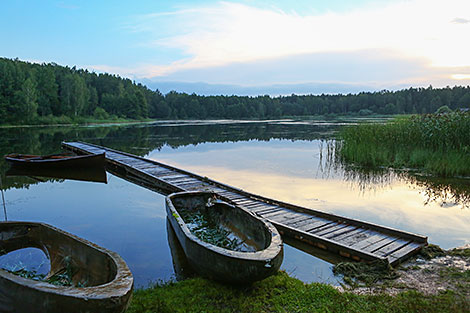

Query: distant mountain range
left=140, top=80, right=408, bottom=96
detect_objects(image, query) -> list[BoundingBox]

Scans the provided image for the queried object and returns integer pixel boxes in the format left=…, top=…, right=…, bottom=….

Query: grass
left=127, top=271, right=469, bottom=313
left=0, top=115, right=153, bottom=127
left=336, top=112, right=470, bottom=176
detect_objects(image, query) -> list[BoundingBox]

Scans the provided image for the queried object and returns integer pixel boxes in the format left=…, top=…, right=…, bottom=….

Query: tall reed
left=337, top=112, right=470, bottom=176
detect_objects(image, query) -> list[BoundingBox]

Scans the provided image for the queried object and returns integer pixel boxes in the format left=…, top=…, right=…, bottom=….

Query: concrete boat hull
left=0, top=222, right=133, bottom=313
left=166, top=191, right=283, bottom=284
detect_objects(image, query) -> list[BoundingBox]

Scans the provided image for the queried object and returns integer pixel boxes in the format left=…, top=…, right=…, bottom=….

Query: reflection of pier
left=63, top=141, right=427, bottom=266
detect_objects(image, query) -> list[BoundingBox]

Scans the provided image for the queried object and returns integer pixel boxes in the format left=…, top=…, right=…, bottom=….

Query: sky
left=1, top=0, right=470, bottom=95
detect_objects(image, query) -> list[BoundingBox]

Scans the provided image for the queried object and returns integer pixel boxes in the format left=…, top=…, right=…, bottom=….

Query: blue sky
left=2, top=0, right=470, bottom=94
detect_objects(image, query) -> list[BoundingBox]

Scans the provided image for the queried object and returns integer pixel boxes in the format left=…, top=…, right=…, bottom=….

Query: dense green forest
left=1, top=57, right=470, bottom=124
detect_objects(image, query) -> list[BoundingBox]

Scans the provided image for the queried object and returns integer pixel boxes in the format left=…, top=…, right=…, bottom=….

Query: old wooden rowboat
left=0, top=222, right=133, bottom=313
left=4, top=153, right=105, bottom=170
left=166, top=191, right=283, bottom=284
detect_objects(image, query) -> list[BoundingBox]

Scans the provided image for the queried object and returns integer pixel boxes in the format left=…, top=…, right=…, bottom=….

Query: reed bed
left=337, top=112, right=470, bottom=176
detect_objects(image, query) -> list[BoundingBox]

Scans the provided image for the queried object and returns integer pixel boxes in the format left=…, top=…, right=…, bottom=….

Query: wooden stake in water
left=0, top=176, right=7, bottom=221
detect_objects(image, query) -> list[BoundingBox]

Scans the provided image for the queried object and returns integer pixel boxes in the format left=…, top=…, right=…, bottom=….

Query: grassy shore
left=127, top=271, right=468, bottom=313
left=0, top=115, right=154, bottom=128
left=336, top=112, right=470, bottom=177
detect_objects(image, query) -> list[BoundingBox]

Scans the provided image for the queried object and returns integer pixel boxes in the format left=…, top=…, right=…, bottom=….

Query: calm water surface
left=0, top=119, right=469, bottom=287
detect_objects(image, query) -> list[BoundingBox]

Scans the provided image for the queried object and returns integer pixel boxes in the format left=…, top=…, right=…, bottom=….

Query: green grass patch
left=0, top=115, right=153, bottom=127
left=127, top=271, right=469, bottom=313
left=337, top=112, right=470, bottom=176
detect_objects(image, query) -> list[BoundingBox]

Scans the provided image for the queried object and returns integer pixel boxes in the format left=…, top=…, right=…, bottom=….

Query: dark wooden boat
left=4, top=153, right=105, bottom=170
left=0, top=222, right=133, bottom=313
left=166, top=191, right=283, bottom=284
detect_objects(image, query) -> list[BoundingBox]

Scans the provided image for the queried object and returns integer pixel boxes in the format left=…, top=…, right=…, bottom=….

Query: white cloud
left=121, top=0, right=470, bottom=84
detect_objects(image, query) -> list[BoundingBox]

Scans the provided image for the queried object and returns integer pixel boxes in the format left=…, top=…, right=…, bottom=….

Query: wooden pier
left=63, top=141, right=427, bottom=265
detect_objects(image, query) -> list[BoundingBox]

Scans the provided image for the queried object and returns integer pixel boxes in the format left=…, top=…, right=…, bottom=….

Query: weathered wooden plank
left=261, top=209, right=294, bottom=219
left=287, top=216, right=329, bottom=229
left=156, top=173, right=187, bottom=179
left=297, top=220, right=335, bottom=232
left=268, top=211, right=307, bottom=223
left=182, top=184, right=213, bottom=191
left=144, top=169, right=175, bottom=176
left=314, top=223, right=350, bottom=236
left=308, top=222, right=341, bottom=234
left=348, top=232, right=389, bottom=249
left=375, top=239, right=410, bottom=257
left=134, top=163, right=166, bottom=171
left=211, top=187, right=227, bottom=193
left=363, top=237, right=398, bottom=253
left=142, top=166, right=172, bottom=172
left=274, top=213, right=312, bottom=226
left=111, top=156, right=140, bottom=162
left=216, top=190, right=240, bottom=196
left=177, top=182, right=211, bottom=189
left=388, top=242, right=423, bottom=263
left=325, top=225, right=358, bottom=239
left=164, top=176, right=198, bottom=184
left=332, top=227, right=366, bottom=241
left=249, top=204, right=280, bottom=213
left=85, top=147, right=105, bottom=153
left=231, top=198, right=257, bottom=205
left=255, top=206, right=284, bottom=215
left=337, top=230, right=379, bottom=246
left=221, top=194, right=249, bottom=201
left=239, top=202, right=269, bottom=210
left=123, top=159, right=149, bottom=165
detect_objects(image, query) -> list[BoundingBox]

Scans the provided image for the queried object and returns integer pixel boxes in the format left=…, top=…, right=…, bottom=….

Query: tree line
left=1, top=57, right=470, bottom=124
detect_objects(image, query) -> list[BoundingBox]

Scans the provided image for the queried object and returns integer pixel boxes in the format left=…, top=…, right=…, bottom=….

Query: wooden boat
left=4, top=153, right=105, bottom=170
left=166, top=191, right=283, bottom=284
left=0, top=222, right=133, bottom=313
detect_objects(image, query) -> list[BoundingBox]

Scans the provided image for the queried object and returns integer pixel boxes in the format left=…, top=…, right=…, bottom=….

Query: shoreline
left=127, top=245, right=470, bottom=312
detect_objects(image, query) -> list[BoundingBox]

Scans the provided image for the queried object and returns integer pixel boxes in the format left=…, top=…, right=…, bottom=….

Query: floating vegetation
left=333, top=260, right=398, bottom=286
left=419, top=244, right=446, bottom=260
left=2, top=253, right=85, bottom=287
left=7, top=267, right=86, bottom=287
left=179, top=207, right=245, bottom=251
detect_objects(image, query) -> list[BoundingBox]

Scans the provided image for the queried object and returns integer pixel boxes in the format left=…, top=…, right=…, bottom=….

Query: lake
left=0, top=119, right=469, bottom=287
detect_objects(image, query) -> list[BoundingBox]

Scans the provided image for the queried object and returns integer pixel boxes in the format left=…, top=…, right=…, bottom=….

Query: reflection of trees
left=406, top=175, right=470, bottom=209
left=1, top=122, right=337, bottom=190
left=323, top=143, right=470, bottom=209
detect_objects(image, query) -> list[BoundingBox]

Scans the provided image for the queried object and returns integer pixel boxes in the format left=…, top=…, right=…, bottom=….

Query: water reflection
left=6, top=166, right=107, bottom=184
left=166, top=219, right=195, bottom=281
left=0, top=120, right=469, bottom=286
left=0, top=247, right=50, bottom=277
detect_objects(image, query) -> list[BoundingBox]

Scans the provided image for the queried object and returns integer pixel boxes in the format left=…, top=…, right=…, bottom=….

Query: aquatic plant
left=179, top=208, right=244, bottom=251
left=333, top=260, right=398, bottom=286
left=4, top=255, right=83, bottom=287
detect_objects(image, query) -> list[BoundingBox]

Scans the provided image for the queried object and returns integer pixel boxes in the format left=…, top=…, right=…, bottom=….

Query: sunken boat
left=4, top=153, right=105, bottom=170
left=166, top=191, right=283, bottom=284
left=0, top=221, right=133, bottom=313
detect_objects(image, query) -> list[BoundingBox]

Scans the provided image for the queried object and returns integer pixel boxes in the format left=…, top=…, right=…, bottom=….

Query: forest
left=1, top=57, right=470, bottom=124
